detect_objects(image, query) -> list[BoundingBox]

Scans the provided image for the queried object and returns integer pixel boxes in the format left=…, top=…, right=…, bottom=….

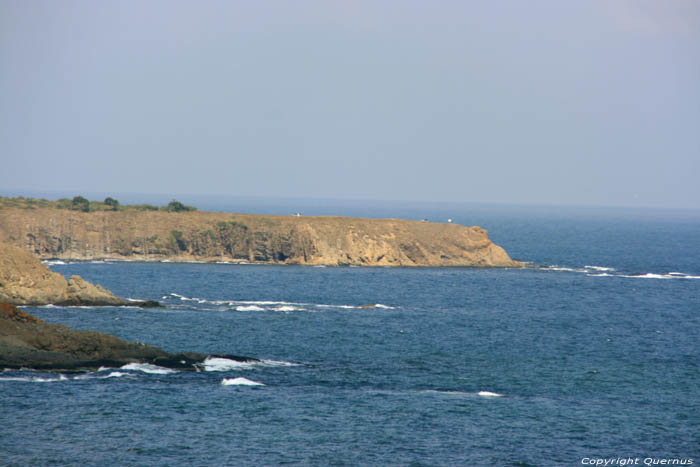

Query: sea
left=1, top=199, right=699, bottom=466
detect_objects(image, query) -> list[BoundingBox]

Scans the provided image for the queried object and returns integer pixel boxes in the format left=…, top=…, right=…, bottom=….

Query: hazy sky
left=2, top=1, right=699, bottom=209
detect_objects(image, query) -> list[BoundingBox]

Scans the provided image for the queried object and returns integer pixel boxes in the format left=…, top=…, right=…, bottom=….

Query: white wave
left=202, top=357, right=257, bottom=371
left=221, top=377, right=265, bottom=386
left=584, top=265, right=615, bottom=271
left=167, top=295, right=396, bottom=312
left=102, top=371, right=129, bottom=378
left=418, top=389, right=471, bottom=396
left=235, top=305, right=265, bottom=311
left=622, top=273, right=672, bottom=279
left=43, top=260, right=67, bottom=266
left=620, top=272, right=700, bottom=280
left=0, top=375, right=69, bottom=383
left=260, top=359, right=300, bottom=367
left=237, top=300, right=305, bottom=306
left=543, top=266, right=585, bottom=273
left=202, top=357, right=298, bottom=371
left=120, top=363, right=176, bottom=374
left=477, top=391, right=504, bottom=398
left=587, top=273, right=612, bottom=277
left=54, top=370, right=130, bottom=381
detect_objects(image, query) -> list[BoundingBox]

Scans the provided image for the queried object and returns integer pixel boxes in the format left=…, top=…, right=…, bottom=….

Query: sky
left=1, top=1, right=699, bottom=209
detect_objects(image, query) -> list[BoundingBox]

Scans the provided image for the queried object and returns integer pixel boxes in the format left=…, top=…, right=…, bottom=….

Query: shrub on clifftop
left=104, top=197, right=119, bottom=211
left=163, top=200, right=196, bottom=212
left=71, top=196, right=90, bottom=212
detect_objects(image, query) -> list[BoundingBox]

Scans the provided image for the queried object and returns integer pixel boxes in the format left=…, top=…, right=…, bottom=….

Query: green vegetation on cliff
left=0, top=196, right=196, bottom=213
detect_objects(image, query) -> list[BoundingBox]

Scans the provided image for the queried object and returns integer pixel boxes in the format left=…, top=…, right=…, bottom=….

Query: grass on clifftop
left=0, top=196, right=197, bottom=213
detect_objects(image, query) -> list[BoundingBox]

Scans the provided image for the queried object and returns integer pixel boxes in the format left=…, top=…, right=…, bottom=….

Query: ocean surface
left=2, top=201, right=699, bottom=466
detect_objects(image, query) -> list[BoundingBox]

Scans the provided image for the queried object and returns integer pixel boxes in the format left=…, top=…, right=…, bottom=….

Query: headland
left=0, top=197, right=522, bottom=268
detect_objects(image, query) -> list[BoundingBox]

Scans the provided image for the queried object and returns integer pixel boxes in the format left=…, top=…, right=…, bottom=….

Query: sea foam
left=120, top=363, right=176, bottom=374
left=221, top=377, right=265, bottom=386
left=477, top=391, right=504, bottom=398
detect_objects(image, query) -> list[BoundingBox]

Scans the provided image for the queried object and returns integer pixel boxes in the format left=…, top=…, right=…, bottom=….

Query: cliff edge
left=0, top=207, right=523, bottom=267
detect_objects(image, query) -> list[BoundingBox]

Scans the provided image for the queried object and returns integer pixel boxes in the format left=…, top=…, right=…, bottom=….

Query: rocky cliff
left=0, top=242, right=126, bottom=306
left=0, top=207, right=522, bottom=267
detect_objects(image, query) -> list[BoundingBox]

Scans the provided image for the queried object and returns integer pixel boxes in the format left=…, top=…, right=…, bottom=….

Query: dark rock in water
left=136, top=300, right=164, bottom=308
left=0, top=301, right=258, bottom=372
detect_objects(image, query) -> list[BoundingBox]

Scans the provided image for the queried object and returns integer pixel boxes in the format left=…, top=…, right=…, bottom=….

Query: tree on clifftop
left=71, top=196, right=90, bottom=212
left=163, top=200, right=196, bottom=212
left=104, top=197, right=119, bottom=211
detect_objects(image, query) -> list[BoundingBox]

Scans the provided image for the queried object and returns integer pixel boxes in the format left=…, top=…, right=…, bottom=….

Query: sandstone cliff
left=0, top=242, right=126, bottom=306
left=0, top=207, right=522, bottom=267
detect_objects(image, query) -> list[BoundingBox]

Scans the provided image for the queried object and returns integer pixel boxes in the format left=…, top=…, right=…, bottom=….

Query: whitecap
left=0, top=375, right=69, bottom=383
left=102, top=371, right=129, bottom=378
left=236, top=300, right=305, bottom=306
left=120, top=363, right=176, bottom=374
left=418, top=389, right=471, bottom=396
left=477, top=391, right=504, bottom=398
left=202, top=357, right=257, bottom=371
left=543, top=266, right=586, bottom=273
left=584, top=265, right=615, bottom=271
left=260, top=359, right=300, bottom=367
left=235, top=305, right=265, bottom=311
left=73, top=370, right=130, bottom=380
left=221, top=377, right=265, bottom=386
left=374, top=304, right=394, bottom=309
left=621, top=273, right=672, bottom=280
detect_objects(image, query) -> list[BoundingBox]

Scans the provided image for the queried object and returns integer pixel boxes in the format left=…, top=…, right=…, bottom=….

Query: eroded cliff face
left=0, top=208, right=522, bottom=267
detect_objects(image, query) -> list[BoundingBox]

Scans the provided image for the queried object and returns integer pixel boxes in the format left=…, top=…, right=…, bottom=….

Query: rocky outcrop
left=0, top=207, right=523, bottom=267
left=0, top=242, right=126, bottom=306
left=0, top=301, right=256, bottom=371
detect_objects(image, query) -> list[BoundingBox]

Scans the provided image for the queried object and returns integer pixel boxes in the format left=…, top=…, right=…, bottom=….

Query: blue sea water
left=2, top=202, right=699, bottom=466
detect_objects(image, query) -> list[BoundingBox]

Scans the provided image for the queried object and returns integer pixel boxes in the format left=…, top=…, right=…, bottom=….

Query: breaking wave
left=120, top=363, right=177, bottom=374
left=166, top=293, right=395, bottom=312
left=202, top=357, right=299, bottom=371
left=541, top=265, right=699, bottom=280
left=221, top=377, right=265, bottom=386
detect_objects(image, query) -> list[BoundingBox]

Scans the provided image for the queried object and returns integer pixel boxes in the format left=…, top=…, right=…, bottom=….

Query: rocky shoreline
left=0, top=242, right=163, bottom=307
left=0, top=301, right=257, bottom=372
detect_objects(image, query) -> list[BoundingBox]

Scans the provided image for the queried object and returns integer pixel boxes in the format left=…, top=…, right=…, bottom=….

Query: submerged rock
left=0, top=301, right=258, bottom=371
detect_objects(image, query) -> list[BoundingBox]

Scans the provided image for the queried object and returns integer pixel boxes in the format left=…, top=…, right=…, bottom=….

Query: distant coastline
left=0, top=196, right=522, bottom=268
